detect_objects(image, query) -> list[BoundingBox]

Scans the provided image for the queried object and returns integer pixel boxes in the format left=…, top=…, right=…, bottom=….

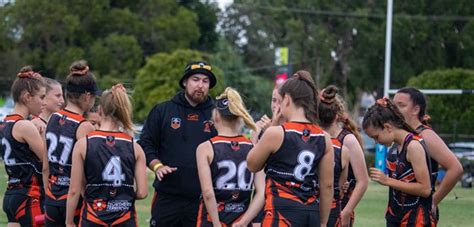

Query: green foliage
left=407, top=68, right=474, bottom=134
left=211, top=38, right=273, bottom=116
left=133, top=49, right=224, bottom=122
left=0, top=0, right=217, bottom=92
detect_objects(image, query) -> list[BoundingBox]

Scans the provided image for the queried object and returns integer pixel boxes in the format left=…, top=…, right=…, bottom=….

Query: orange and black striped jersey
left=264, top=122, right=326, bottom=211
left=197, top=135, right=254, bottom=226
left=45, top=109, right=85, bottom=206
left=82, top=130, right=136, bottom=225
left=386, top=134, right=433, bottom=219
left=0, top=114, right=42, bottom=198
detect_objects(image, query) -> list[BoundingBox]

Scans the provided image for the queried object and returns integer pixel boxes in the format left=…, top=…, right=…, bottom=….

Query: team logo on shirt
left=59, top=115, right=67, bottom=125
left=230, top=141, right=240, bottom=151
left=106, top=135, right=115, bottom=146
left=171, top=117, right=181, bottom=129
left=302, top=128, right=310, bottom=142
left=0, top=123, right=5, bottom=129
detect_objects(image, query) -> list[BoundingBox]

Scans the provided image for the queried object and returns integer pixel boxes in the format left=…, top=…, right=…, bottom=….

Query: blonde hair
left=217, top=87, right=257, bottom=131
left=100, top=84, right=134, bottom=133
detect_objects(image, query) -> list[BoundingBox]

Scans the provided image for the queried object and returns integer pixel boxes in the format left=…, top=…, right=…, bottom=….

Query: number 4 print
left=102, top=156, right=125, bottom=187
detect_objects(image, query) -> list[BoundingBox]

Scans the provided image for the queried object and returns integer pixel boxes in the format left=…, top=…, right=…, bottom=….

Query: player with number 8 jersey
left=247, top=71, right=334, bottom=226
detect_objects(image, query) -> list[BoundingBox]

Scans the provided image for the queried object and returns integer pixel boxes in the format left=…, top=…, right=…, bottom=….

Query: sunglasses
left=188, top=64, right=212, bottom=71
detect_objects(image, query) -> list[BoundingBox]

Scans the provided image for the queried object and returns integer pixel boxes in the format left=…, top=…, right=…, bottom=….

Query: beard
left=185, top=88, right=208, bottom=104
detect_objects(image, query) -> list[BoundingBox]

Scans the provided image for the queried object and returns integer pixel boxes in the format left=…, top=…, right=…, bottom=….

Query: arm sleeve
left=138, top=105, right=162, bottom=166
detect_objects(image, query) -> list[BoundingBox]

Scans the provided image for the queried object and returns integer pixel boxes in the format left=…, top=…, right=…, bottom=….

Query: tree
left=133, top=49, right=224, bottom=122
left=211, top=38, right=273, bottom=116
left=407, top=68, right=474, bottom=135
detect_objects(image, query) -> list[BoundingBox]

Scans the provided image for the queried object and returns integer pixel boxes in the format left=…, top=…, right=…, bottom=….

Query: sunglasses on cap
left=187, top=63, right=212, bottom=71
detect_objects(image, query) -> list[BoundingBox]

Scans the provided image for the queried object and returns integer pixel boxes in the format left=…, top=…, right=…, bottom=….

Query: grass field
left=0, top=166, right=473, bottom=226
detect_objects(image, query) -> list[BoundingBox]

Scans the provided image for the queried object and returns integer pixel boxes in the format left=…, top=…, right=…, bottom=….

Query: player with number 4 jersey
left=66, top=84, right=147, bottom=227
left=43, top=61, right=99, bottom=225
left=247, top=71, right=334, bottom=226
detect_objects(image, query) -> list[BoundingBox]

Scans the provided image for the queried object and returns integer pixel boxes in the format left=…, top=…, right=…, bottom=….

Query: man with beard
left=139, top=61, right=218, bottom=226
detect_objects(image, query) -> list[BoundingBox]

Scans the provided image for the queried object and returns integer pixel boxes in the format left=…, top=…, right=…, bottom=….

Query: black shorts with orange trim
left=386, top=205, right=436, bottom=227
left=2, top=193, right=42, bottom=226
left=79, top=216, right=137, bottom=227
left=44, top=204, right=81, bottom=226
left=262, top=209, right=320, bottom=227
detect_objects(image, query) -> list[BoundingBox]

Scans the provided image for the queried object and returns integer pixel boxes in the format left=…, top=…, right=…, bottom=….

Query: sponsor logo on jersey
left=203, top=120, right=213, bottom=133
left=59, top=115, right=67, bottom=125
left=171, top=117, right=181, bottom=129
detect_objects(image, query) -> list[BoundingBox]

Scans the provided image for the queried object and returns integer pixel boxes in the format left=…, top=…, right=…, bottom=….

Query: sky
left=210, top=0, right=233, bottom=10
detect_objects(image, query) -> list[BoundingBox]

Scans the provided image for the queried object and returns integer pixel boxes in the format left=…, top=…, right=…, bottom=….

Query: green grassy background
left=0, top=165, right=472, bottom=226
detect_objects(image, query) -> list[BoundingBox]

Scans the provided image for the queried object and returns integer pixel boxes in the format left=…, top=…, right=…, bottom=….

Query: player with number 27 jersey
left=264, top=122, right=326, bottom=218
left=81, top=130, right=137, bottom=226
left=45, top=109, right=85, bottom=206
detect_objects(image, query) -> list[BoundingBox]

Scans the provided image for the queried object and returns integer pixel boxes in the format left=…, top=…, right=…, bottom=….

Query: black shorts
left=3, top=193, right=42, bottom=225
left=262, top=209, right=320, bottom=227
left=44, top=204, right=81, bottom=226
left=150, top=191, right=200, bottom=227
left=386, top=205, right=435, bottom=227
left=79, top=213, right=137, bottom=226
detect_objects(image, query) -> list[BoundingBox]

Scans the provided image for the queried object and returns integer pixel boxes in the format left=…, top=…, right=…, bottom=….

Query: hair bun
left=17, top=66, right=42, bottom=79
left=69, top=60, right=89, bottom=76
left=320, top=85, right=338, bottom=104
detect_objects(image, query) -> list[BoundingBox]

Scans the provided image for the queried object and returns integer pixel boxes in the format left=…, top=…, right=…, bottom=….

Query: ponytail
left=216, top=87, right=257, bottom=131
left=100, top=84, right=134, bottom=134
left=363, top=97, right=417, bottom=134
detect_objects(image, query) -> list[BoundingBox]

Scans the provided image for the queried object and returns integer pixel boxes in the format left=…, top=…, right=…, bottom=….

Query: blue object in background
left=375, top=144, right=388, bottom=173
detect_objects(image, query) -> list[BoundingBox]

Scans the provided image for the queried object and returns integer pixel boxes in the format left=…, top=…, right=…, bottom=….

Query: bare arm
left=233, top=170, right=265, bottom=226
left=196, top=141, right=221, bottom=226
left=319, top=133, right=334, bottom=226
left=134, top=142, right=148, bottom=199
left=339, top=146, right=350, bottom=199
left=421, top=130, right=463, bottom=206
left=340, top=135, right=368, bottom=216
left=14, top=120, right=45, bottom=161
left=370, top=142, right=432, bottom=198
left=76, top=121, right=95, bottom=140
left=247, top=126, right=283, bottom=172
left=66, top=138, right=86, bottom=225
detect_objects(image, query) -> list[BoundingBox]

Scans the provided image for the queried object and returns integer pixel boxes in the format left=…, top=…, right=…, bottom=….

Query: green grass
left=0, top=164, right=473, bottom=226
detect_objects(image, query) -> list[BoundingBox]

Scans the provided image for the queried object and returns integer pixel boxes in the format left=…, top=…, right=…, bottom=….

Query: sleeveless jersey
left=331, top=138, right=343, bottom=204
left=82, top=130, right=136, bottom=225
left=0, top=114, right=42, bottom=198
left=45, top=109, right=85, bottom=206
left=337, top=128, right=357, bottom=210
left=416, top=124, right=439, bottom=188
left=264, top=122, right=326, bottom=211
left=385, top=134, right=433, bottom=219
left=197, top=135, right=254, bottom=226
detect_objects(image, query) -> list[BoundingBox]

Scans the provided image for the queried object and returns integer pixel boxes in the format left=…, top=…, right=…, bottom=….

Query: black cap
left=66, top=82, right=102, bottom=96
left=180, top=61, right=216, bottom=89
left=215, top=98, right=235, bottom=116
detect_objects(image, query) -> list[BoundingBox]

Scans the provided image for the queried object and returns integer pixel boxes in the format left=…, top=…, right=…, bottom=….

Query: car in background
left=448, top=142, right=474, bottom=161
left=0, top=97, right=14, bottom=121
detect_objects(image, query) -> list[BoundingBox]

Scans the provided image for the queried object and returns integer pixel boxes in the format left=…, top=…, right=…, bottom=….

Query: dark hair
left=318, top=85, right=363, bottom=145
left=11, top=66, right=45, bottom=104
left=279, top=70, right=319, bottom=124
left=362, top=98, right=417, bottom=134
left=66, top=60, right=97, bottom=101
left=396, top=87, right=428, bottom=124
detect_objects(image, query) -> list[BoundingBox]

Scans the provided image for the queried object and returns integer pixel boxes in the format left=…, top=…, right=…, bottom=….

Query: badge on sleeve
left=171, top=117, right=181, bottom=130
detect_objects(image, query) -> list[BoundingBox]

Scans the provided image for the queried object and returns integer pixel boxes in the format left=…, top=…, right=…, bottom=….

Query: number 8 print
left=293, top=150, right=315, bottom=181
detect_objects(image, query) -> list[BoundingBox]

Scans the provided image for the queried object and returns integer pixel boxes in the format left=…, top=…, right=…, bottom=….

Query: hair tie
left=422, top=114, right=431, bottom=122
left=17, top=71, right=42, bottom=79
left=376, top=97, right=389, bottom=107
left=71, top=66, right=89, bottom=76
left=112, top=83, right=126, bottom=94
